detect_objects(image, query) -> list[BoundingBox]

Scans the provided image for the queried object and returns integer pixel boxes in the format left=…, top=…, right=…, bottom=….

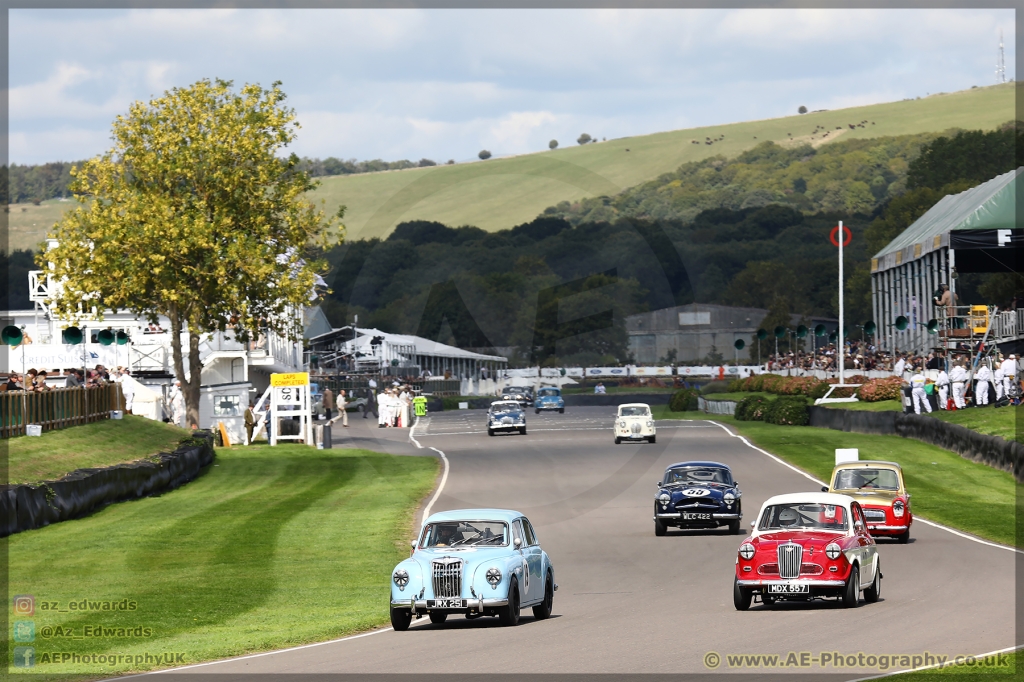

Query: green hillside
left=6, top=82, right=1015, bottom=250
left=313, top=83, right=1015, bottom=240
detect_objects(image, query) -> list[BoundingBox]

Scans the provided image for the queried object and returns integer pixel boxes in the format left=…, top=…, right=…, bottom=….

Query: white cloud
left=6, top=8, right=1016, bottom=164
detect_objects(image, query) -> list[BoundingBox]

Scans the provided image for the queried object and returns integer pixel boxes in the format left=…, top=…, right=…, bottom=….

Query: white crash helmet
left=778, top=508, right=799, bottom=527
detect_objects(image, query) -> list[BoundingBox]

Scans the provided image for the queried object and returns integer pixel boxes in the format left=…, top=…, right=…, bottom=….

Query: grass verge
left=900, top=648, right=1020, bottom=679
left=652, top=406, right=1019, bottom=547
left=6, top=443, right=439, bottom=677
left=7, top=416, right=190, bottom=484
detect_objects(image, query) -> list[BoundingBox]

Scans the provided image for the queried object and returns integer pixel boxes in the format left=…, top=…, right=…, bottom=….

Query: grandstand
left=871, top=167, right=1023, bottom=356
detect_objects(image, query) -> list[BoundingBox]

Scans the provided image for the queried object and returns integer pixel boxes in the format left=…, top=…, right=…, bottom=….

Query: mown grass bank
left=653, top=406, right=1019, bottom=547
left=6, top=444, right=438, bottom=677
left=902, top=648, right=1020, bottom=679
left=7, top=416, right=189, bottom=484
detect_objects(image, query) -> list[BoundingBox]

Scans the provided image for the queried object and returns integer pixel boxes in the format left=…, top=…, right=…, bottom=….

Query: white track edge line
left=846, top=644, right=1023, bottom=681
left=705, top=419, right=1023, bottom=555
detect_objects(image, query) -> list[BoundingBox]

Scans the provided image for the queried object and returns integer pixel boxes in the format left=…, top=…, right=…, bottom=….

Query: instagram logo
left=13, top=595, right=34, bottom=616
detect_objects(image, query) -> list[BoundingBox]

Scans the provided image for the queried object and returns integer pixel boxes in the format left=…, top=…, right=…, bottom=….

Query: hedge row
left=729, top=373, right=896, bottom=402
left=735, top=395, right=810, bottom=426
left=670, top=388, right=700, bottom=412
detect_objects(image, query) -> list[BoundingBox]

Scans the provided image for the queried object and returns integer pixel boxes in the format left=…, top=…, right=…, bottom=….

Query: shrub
left=735, top=395, right=770, bottom=421
left=670, top=388, right=700, bottom=412
left=549, top=140, right=558, bottom=150
left=478, top=150, right=492, bottom=160
left=763, top=396, right=810, bottom=426
left=857, top=376, right=903, bottom=402
left=728, top=378, right=744, bottom=392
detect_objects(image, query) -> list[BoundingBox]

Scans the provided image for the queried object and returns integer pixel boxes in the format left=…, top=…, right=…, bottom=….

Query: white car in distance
left=614, top=403, right=656, bottom=444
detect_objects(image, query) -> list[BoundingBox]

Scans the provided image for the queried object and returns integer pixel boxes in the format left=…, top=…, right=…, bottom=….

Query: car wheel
left=488, top=428, right=494, bottom=437
left=499, top=577, right=521, bottom=626
left=559, top=408, right=564, bottom=414
left=728, top=520, right=741, bottom=535
left=654, top=518, right=667, bottom=536
left=428, top=612, right=448, bottom=624
left=897, top=529, right=910, bottom=544
left=614, top=437, right=621, bottom=444
left=532, top=573, right=554, bottom=620
left=647, top=435, right=656, bottom=444
left=842, top=565, right=860, bottom=608
left=519, top=426, right=527, bottom=435
left=864, top=561, right=881, bottom=603
left=733, top=578, right=752, bottom=611
left=390, top=606, right=412, bottom=631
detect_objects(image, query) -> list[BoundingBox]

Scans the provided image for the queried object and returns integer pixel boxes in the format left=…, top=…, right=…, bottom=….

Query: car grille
left=863, top=508, right=887, bottom=522
left=777, top=543, right=803, bottom=579
left=432, top=558, right=463, bottom=598
left=501, top=417, right=513, bottom=425
left=758, top=564, right=779, bottom=576
left=676, top=500, right=719, bottom=510
left=631, top=423, right=642, bottom=434
left=800, top=563, right=823, bottom=575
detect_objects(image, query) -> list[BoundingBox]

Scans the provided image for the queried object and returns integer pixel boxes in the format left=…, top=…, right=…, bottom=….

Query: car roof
left=665, top=461, right=731, bottom=471
left=760, top=492, right=857, bottom=509
left=830, top=461, right=902, bottom=472
left=490, top=400, right=521, bottom=407
left=425, top=509, right=524, bottom=524
left=619, top=403, right=651, bottom=408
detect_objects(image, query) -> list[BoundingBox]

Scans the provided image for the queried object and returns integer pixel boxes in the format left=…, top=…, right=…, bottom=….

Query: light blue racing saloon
left=390, top=509, right=557, bottom=630
left=534, top=386, right=565, bottom=414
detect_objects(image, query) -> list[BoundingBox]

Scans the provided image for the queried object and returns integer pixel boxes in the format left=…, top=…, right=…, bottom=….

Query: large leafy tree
left=41, top=79, right=339, bottom=427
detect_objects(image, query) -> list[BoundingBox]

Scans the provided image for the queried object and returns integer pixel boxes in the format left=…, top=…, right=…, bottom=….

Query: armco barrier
left=699, top=398, right=736, bottom=416
left=0, top=431, right=215, bottom=537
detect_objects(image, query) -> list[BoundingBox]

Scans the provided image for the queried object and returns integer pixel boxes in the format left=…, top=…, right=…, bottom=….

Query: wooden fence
left=0, top=384, right=122, bottom=438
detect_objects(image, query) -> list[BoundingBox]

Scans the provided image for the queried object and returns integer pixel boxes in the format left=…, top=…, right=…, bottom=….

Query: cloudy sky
left=8, top=8, right=1016, bottom=165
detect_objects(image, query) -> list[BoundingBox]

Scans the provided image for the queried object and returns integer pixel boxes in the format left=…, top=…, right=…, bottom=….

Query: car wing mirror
left=749, top=521, right=756, bottom=528
left=821, top=486, right=829, bottom=492
left=513, top=537, right=522, bottom=549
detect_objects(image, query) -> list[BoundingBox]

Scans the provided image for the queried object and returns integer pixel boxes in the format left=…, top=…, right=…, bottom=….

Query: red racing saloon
left=734, top=492, right=881, bottom=610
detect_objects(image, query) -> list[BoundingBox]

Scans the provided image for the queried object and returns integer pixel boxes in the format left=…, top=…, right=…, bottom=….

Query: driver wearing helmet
left=778, top=507, right=800, bottom=528
left=433, top=524, right=460, bottom=547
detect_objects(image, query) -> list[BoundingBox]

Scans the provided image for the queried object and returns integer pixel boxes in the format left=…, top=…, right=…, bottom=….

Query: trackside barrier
left=699, top=398, right=736, bottom=416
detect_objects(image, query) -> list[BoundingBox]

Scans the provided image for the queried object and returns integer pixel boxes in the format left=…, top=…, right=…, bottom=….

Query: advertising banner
left=633, top=366, right=673, bottom=376
left=1, top=344, right=123, bottom=373
left=585, top=367, right=630, bottom=377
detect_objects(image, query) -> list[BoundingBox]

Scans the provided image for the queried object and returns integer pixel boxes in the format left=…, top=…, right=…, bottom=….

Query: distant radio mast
left=996, top=30, right=1006, bottom=83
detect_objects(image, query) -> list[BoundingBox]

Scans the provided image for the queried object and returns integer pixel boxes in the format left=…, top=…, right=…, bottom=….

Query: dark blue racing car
left=654, top=461, right=743, bottom=536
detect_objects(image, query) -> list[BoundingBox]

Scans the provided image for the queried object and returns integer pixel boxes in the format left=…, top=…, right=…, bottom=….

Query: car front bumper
left=391, top=597, right=510, bottom=614
left=536, top=403, right=564, bottom=410
left=489, top=423, right=525, bottom=431
left=867, top=524, right=909, bottom=534
left=655, top=512, right=740, bottom=519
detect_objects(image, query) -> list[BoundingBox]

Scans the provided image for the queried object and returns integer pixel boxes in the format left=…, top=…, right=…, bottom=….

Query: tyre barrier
left=0, top=431, right=215, bottom=537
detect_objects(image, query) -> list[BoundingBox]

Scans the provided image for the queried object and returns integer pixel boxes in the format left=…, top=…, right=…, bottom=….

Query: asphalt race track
left=155, top=407, right=1017, bottom=678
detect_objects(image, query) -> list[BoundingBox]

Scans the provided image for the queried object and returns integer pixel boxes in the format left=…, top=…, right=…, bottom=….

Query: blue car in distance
left=654, top=461, right=743, bottom=536
left=390, top=509, right=557, bottom=630
left=534, top=386, right=565, bottom=414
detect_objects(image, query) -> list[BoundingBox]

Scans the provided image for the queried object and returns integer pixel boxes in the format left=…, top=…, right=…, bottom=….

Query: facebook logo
left=13, top=646, right=35, bottom=668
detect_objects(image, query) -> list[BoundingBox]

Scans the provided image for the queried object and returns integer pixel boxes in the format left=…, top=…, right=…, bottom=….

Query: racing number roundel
left=682, top=488, right=710, bottom=497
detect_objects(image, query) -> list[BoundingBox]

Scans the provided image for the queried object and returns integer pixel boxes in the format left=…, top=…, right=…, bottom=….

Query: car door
left=511, top=520, right=529, bottom=601
left=520, top=517, right=544, bottom=603
left=851, top=503, right=876, bottom=585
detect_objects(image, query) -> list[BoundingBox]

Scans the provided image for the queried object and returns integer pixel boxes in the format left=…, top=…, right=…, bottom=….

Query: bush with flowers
left=856, top=376, right=904, bottom=402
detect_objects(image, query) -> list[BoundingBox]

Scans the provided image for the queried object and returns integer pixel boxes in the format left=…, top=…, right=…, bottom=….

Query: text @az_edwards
left=703, top=650, right=1013, bottom=671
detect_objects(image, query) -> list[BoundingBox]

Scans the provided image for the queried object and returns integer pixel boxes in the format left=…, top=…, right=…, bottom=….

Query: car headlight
left=502, top=395, right=510, bottom=400
left=393, top=569, right=409, bottom=590
left=893, top=500, right=905, bottom=518
left=659, top=493, right=671, bottom=506
left=825, top=543, right=841, bottom=560
left=724, top=492, right=736, bottom=504
left=646, top=420, right=654, bottom=428
left=739, top=543, right=755, bottom=560
left=486, top=567, right=502, bottom=586
left=618, top=420, right=626, bottom=428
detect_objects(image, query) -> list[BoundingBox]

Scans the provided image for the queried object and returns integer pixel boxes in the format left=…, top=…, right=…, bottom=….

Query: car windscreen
left=757, top=503, right=848, bottom=532
left=619, top=406, right=650, bottom=416
left=538, top=389, right=559, bottom=397
left=833, top=468, right=899, bottom=491
left=490, top=403, right=521, bottom=413
left=665, top=467, right=732, bottom=485
left=420, top=521, right=509, bottom=548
